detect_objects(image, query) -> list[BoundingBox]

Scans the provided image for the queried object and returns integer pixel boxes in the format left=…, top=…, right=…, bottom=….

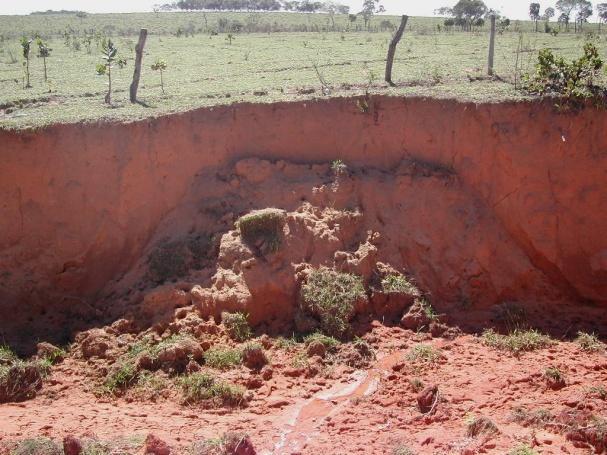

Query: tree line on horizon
left=157, top=0, right=351, bottom=13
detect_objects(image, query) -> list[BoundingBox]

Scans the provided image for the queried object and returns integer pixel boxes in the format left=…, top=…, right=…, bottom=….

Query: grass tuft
left=12, top=437, right=62, bottom=455
left=203, top=346, right=242, bottom=370
left=466, top=415, right=499, bottom=438
left=179, top=373, right=245, bottom=407
left=575, top=331, right=604, bottom=353
left=508, top=445, right=538, bottom=455
left=303, top=332, right=341, bottom=351
left=381, top=274, right=419, bottom=295
left=481, top=328, right=554, bottom=355
left=237, top=209, right=285, bottom=254
left=406, top=344, right=442, bottom=364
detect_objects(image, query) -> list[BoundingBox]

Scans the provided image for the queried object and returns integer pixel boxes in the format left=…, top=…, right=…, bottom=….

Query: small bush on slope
left=237, top=208, right=285, bottom=254
left=300, top=267, right=366, bottom=339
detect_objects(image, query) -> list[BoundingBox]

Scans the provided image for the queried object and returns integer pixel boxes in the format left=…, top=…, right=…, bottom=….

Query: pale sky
left=0, top=0, right=600, bottom=21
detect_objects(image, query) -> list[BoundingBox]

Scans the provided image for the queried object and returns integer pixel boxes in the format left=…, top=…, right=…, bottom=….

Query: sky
left=0, top=0, right=600, bottom=21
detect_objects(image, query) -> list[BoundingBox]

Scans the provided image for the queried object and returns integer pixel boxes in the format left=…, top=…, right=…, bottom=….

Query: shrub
left=241, top=342, right=267, bottom=370
left=221, top=312, right=252, bottom=342
left=204, top=347, right=242, bottom=370
left=544, top=366, right=566, bottom=389
left=0, top=360, right=46, bottom=403
left=575, top=331, right=604, bottom=352
left=523, top=43, right=605, bottom=103
left=148, top=240, right=188, bottom=283
left=392, top=446, right=416, bottom=455
left=179, top=373, right=245, bottom=407
left=511, top=406, right=553, bottom=427
left=237, top=209, right=285, bottom=254
left=481, top=329, right=554, bottom=355
left=12, top=438, right=62, bottom=455
left=300, top=267, right=366, bottom=339
left=190, top=432, right=253, bottom=455
left=406, top=344, right=442, bottom=364
left=409, top=378, right=425, bottom=392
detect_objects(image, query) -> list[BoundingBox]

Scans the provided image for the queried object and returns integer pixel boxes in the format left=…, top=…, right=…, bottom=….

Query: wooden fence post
left=488, top=15, right=496, bottom=76
left=385, top=15, right=409, bottom=86
left=130, top=28, right=148, bottom=103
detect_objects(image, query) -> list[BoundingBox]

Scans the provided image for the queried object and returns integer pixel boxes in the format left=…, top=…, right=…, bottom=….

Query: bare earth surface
left=2, top=323, right=606, bottom=454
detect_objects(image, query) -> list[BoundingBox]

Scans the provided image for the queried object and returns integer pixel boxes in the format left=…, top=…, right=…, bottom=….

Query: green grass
left=203, top=346, right=242, bottom=370
left=1, top=11, right=606, bottom=129
left=178, top=372, right=245, bottom=406
left=481, top=328, right=554, bottom=355
left=102, top=361, right=138, bottom=395
left=301, top=267, right=366, bottom=339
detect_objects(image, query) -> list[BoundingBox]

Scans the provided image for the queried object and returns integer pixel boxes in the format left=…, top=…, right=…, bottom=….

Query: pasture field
left=0, top=11, right=606, bottom=129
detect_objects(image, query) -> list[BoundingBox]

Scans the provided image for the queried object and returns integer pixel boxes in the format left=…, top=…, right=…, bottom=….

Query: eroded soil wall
left=1, top=96, right=606, bottom=344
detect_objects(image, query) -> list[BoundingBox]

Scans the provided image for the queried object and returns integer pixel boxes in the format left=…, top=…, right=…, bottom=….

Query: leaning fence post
left=488, top=15, right=496, bottom=76
left=385, top=15, right=409, bottom=86
left=130, top=28, right=148, bottom=103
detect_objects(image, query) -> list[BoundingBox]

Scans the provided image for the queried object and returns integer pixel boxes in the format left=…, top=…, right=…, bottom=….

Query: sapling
left=20, top=37, right=32, bottom=88
left=151, top=58, right=168, bottom=94
left=96, top=39, right=126, bottom=104
left=36, top=38, right=51, bottom=83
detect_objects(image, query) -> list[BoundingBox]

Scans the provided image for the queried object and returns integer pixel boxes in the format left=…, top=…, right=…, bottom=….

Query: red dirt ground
left=1, top=323, right=606, bottom=454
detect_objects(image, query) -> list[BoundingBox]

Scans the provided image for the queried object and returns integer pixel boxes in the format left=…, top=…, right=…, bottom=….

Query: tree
left=36, top=38, right=52, bottom=83
left=151, top=59, right=168, bottom=94
left=530, top=3, right=541, bottom=31
left=543, top=6, right=555, bottom=21
left=599, top=3, right=607, bottom=31
left=360, top=0, right=385, bottom=30
left=20, top=37, right=32, bottom=88
left=555, top=0, right=578, bottom=31
left=438, top=0, right=488, bottom=31
left=96, top=39, right=126, bottom=104
left=576, top=0, right=592, bottom=31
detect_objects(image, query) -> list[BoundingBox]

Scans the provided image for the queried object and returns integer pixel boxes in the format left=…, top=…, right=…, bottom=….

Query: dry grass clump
left=466, top=415, right=499, bottom=438
left=508, top=445, right=538, bottom=455
left=12, top=437, right=62, bottom=455
left=481, top=328, right=554, bottom=355
left=575, top=331, right=604, bottom=353
left=381, top=274, right=419, bottom=295
left=300, top=267, right=366, bottom=339
left=511, top=406, right=554, bottom=427
left=0, top=345, right=54, bottom=403
left=237, top=208, right=285, bottom=254
left=406, top=344, right=443, bottom=364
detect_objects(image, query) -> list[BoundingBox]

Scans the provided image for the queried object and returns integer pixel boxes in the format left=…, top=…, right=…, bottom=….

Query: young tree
left=439, top=0, right=488, bottom=31
left=20, top=37, right=32, bottom=88
left=599, top=3, right=607, bottom=31
left=360, top=0, right=385, bottom=30
left=556, top=0, right=578, bottom=31
left=96, top=39, right=126, bottom=104
left=576, top=0, right=593, bottom=31
left=529, top=3, right=541, bottom=31
left=36, top=38, right=52, bottom=83
left=151, top=59, right=168, bottom=94
left=543, top=6, right=556, bottom=21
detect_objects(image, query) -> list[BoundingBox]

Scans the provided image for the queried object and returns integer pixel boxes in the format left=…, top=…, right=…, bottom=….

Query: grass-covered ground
left=0, top=11, right=606, bottom=129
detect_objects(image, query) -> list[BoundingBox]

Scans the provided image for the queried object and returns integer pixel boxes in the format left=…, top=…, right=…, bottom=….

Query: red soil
left=1, top=324, right=606, bottom=454
left=1, top=97, right=606, bottom=349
